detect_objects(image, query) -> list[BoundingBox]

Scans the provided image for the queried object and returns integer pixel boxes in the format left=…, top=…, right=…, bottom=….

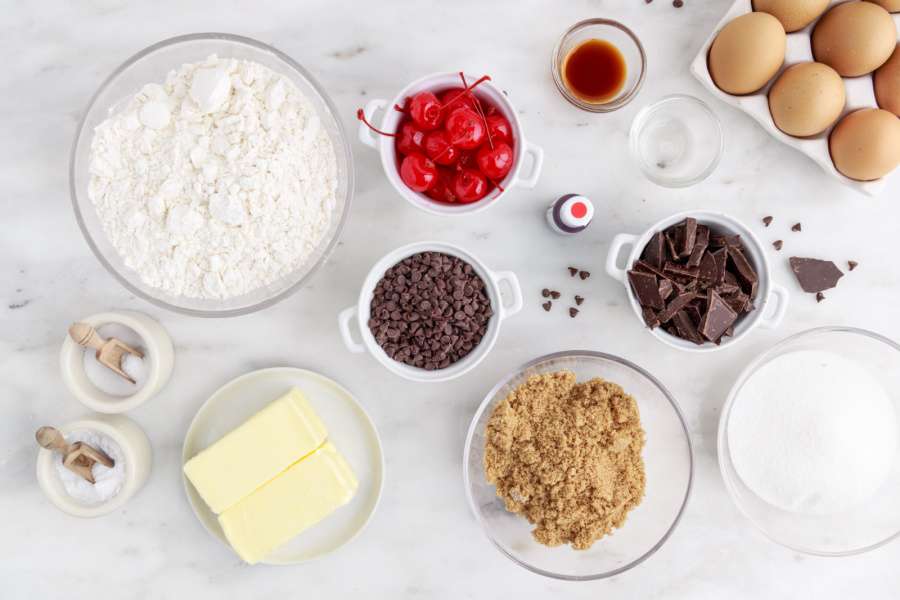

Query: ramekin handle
left=605, top=234, right=638, bottom=285
left=357, top=99, right=388, bottom=150
left=338, top=307, right=367, bottom=353
left=492, top=271, right=524, bottom=320
left=758, top=282, right=789, bottom=330
left=512, top=141, right=544, bottom=189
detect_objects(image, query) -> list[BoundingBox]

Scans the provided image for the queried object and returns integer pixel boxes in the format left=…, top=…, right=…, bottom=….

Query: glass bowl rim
left=551, top=18, right=648, bottom=114
left=717, top=325, right=900, bottom=556
left=628, top=93, right=724, bottom=188
left=68, top=32, right=355, bottom=318
left=462, top=349, right=695, bottom=580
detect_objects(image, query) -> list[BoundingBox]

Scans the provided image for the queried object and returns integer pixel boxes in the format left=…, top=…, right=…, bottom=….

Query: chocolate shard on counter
left=699, top=290, right=738, bottom=342
left=789, top=257, right=844, bottom=293
left=686, top=225, right=709, bottom=268
left=642, top=231, right=666, bottom=269
left=657, top=292, right=696, bottom=324
left=627, top=270, right=664, bottom=309
left=673, top=310, right=704, bottom=345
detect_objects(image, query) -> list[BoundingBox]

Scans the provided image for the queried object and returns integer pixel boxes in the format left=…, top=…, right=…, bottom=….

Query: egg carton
left=690, top=0, right=899, bottom=197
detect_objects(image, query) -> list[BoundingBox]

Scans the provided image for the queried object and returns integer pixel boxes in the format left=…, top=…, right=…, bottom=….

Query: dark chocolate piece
left=684, top=303, right=702, bottom=325
left=728, top=246, right=758, bottom=293
left=574, top=295, right=584, bottom=306
left=665, top=226, right=683, bottom=259
left=789, top=257, right=844, bottom=293
left=673, top=0, right=684, bottom=7
left=664, top=261, right=700, bottom=280
left=682, top=218, right=698, bottom=257
left=716, top=282, right=741, bottom=296
left=687, top=225, right=709, bottom=268
left=762, top=216, right=773, bottom=227
left=698, top=251, right=718, bottom=286
left=641, top=232, right=666, bottom=270
left=773, top=240, right=783, bottom=251
left=791, top=222, right=802, bottom=232
left=673, top=310, right=704, bottom=344
left=541, top=288, right=550, bottom=298
left=542, top=301, right=552, bottom=311
left=549, top=290, right=561, bottom=300
left=658, top=292, right=696, bottom=323
left=710, top=234, right=742, bottom=248
left=710, top=247, right=727, bottom=285
left=642, top=307, right=660, bottom=329
left=699, top=290, right=738, bottom=342
left=816, top=292, right=825, bottom=303
left=579, top=270, right=590, bottom=280
left=848, top=260, right=858, bottom=271
left=568, top=267, right=578, bottom=277
left=658, top=278, right=674, bottom=301
left=723, top=292, right=750, bottom=314
left=569, top=307, right=579, bottom=318
left=628, top=270, right=664, bottom=309
left=634, top=260, right=667, bottom=279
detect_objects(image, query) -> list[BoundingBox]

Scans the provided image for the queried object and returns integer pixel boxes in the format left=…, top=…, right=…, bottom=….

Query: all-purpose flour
left=728, top=350, right=899, bottom=516
left=88, top=55, right=337, bottom=299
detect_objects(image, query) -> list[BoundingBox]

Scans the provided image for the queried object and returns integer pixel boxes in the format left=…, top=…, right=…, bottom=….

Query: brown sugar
left=483, top=370, right=646, bottom=550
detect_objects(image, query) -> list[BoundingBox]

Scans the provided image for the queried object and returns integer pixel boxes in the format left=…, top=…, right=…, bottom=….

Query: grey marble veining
left=2, top=0, right=899, bottom=598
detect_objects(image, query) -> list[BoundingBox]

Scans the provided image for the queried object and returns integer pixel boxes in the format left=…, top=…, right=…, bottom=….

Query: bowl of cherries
left=357, top=72, right=544, bottom=216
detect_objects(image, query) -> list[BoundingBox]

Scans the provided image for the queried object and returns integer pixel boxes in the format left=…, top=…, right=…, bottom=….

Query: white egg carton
left=690, top=0, right=900, bottom=197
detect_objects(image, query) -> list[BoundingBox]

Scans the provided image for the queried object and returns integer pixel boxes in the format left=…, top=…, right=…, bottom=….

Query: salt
left=728, top=350, right=899, bottom=515
left=54, top=430, right=126, bottom=505
left=82, top=323, right=149, bottom=396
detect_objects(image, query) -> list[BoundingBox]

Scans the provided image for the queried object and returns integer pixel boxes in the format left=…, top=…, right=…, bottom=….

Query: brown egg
left=753, top=0, right=829, bottom=32
left=709, top=13, right=786, bottom=95
left=829, top=109, right=900, bottom=180
left=875, top=45, right=900, bottom=116
left=768, top=63, right=845, bottom=137
left=864, top=0, right=900, bottom=12
left=812, top=2, right=897, bottom=77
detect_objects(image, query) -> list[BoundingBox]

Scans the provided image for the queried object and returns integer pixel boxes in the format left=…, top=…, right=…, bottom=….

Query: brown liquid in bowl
left=562, top=39, right=627, bottom=104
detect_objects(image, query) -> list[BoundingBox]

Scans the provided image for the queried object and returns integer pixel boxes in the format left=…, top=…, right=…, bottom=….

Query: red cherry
left=457, top=151, right=478, bottom=170
left=439, top=87, right=477, bottom=113
left=396, top=121, right=426, bottom=155
left=409, top=92, right=443, bottom=130
left=425, top=169, right=458, bottom=204
left=476, top=142, right=514, bottom=181
left=423, top=130, right=459, bottom=166
left=445, top=108, right=486, bottom=150
left=485, top=115, right=512, bottom=144
left=453, top=168, right=488, bottom=203
left=400, top=152, right=437, bottom=192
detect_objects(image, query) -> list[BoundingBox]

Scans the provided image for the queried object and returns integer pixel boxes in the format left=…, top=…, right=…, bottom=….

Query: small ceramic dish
left=338, top=241, right=523, bottom=382
left=357, top=72, right=544, bottom=216
left=605, top=210, right=789, bottom=352
left=60, top=311, right=174, bottom=414
left=36, top=414, right=152, bottom=518
left=181, top=367, right=384, bottom=565
left=464, top=350, right=693, bottom=580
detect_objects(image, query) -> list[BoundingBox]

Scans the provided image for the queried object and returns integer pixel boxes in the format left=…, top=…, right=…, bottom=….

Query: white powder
left=81, top=322, right=149, bottom=396
left=728, top=350, right=899, bottom=516
left=54, top=430, right=126, bottom=505
left=88, top=55, right=337, bottom=299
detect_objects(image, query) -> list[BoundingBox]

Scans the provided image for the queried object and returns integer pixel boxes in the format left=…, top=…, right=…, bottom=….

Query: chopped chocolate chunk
left=665, top=226, right=684, bottom=259
left=699, top=290, right=738, bottom=342
left=658, top=278, right=674, bottom=301
left=634, top=260, right=667, bottom=279
left=642, top=232, right=666, bottom=270
left=763, top=216, right=773, bottom=227
left=541, top=288, right=550, bottom=298
left=664, top=261, right=699, bottom=280
left=682, top=218, right=698, bottom=257
left=698, top=251, right=718, bottom=286
left=579, top=270, right=590, bottom=280
left=816, top=292, right=825, bottom=303
left=628, top=270, right=664, bottom=309
left=791, top=222, right=802, bottom=232
left=723, top=291, right=750, bottom=314
left=710, top=234, right=742, bottom=248
left=789, top=257, right=844, bottom=293
left=716, top=282, right=741, bottom=296
left=673, top=310, right=703, bottom=344
left=658, top=292, right=696, bottom=324
left=568, top=267, right=578, bottom=277
left=549, top=290, right=561, bottom=300
left=684, top=303, right=702, bottom=325
left=728, top=246, right=758, bottom=294
left=574, top=295, right=584, bottom=306
left=542, top=301, right=552, bottom=311
left=848, top=260, right=858, bottom=271
left=710, top=247, right=728, bottom=285
left=687, top=225, right=709, bottom=268
left=642, top=307, right=660, bottom=329
left=569, top=307, right=579, bottom=318
left=772, top=240, right=783, bottom=251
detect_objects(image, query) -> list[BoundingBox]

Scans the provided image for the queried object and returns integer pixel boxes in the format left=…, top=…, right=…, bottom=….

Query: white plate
left=181, top=367, right=384, bottom=565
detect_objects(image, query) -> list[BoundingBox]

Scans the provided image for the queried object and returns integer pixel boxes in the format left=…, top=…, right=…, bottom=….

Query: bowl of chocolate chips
left=605, top=211, right=789, bottom=352
left=338, top=241, right=523, bottom=382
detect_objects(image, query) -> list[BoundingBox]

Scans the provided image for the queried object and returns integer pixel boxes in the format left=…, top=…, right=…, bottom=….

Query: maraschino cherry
left=396, top=122, right=426, bottom=155
left=453, top=168, right=488, bottom=203
left=409, top=91, right=443, bottom=130
left=445, top=108, right=486, bottom=150
left=476, top=142, right=513, bottom=180
left=423, top=130, right=459, bottom=166
left=400, top=153, right=438, bottom=192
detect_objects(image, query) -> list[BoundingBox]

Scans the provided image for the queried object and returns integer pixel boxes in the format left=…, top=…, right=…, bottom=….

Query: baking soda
left=54, top=430, right=126, bottom=505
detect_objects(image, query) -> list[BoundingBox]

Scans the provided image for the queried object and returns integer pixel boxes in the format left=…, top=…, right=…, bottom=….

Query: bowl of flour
left=719, top=327, right=900, bottom=556
left=70, top=34, right=353, bottom=316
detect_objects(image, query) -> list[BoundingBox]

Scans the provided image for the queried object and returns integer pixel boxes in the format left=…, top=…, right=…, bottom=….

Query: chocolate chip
left=574, top=295, right=584, bottom=306
left=763, top=216, right=773, bottom=227
left=542, top=301, right=552, bottom=311
left=848, top=260, right=858, bottom=271
left=569, top=307, right=579, bottom=318
left=579, top=270, right=590, bottom=280
left=816, top=292, right=826, bottom=303
left=568, top=267, right=578, bottom=277
left=791, top=222, right=802, bottom=232
left=673, top=0, right=684, bottom=6
left=773, top=240, right=783, bottom=251
left=541, top=288, right=550, bottom=298
left=550, top=290, right=561, bottom=300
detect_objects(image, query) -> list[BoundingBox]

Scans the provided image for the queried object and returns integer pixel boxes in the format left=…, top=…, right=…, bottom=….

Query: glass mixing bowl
left=719, top=327, right=900, bottom=556
left=69, top=33, right=353, bottom=317
left=463, top=350, right=693, bottom=580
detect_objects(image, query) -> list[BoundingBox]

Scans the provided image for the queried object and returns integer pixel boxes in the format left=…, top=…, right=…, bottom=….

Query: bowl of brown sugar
left=463, top=350, right=693, bottom=580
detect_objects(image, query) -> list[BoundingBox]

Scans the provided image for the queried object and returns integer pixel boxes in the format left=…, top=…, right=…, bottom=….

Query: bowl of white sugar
left=719, top=327, right=900, bottom=556
left=70, top=33, right=353, bottom=316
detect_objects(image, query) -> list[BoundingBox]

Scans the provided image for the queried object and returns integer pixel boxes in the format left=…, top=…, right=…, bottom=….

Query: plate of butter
left=181, top=367, right=384, bottom=565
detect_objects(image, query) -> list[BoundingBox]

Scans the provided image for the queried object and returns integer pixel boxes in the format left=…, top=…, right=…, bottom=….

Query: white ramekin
left=604, top=210, right=789, bottom=353
left=338, top=241, right=523, bottom=382
left=357, top=72, right=544, bottom=216
left=35, top=414, right=153, bottom=518
left=60, top=311, right=174, bottom=413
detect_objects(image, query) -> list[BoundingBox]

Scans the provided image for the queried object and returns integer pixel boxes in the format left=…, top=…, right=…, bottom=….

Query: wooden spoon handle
left=35, top=426, right=69, bottom=454
left=68, top=322, right=106, bottom=352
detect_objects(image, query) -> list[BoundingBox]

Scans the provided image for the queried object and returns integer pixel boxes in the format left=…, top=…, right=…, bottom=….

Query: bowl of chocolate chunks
left=605, top=211, right=789, bottom=352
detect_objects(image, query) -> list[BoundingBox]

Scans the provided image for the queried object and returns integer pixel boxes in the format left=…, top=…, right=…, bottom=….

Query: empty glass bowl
left=69, top=33, right=353, bottom=317
left=629, top=94, right=723, bottom=187
left=719, top=327, right=900, bottom=556
left=463, top=350, right=693, bottom=580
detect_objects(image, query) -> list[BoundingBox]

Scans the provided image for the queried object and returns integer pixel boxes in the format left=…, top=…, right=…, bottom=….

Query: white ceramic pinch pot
left=338, top=241, right=524, bottom=382
left=605, top=210, right=789, bottom=353
left=36, top=414, right=153, bottom=518
left=357, top=72, right=544, bottom=216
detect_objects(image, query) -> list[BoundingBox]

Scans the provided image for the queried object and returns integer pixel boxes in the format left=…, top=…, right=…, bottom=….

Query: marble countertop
left=3, top=0, right=899, bottom=597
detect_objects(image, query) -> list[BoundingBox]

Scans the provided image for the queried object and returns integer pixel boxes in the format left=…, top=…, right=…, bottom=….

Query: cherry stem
left=440, top=74, right=491, bottom=114
left=459, top=73, right=494, bottom=151
left=356, top=108, right=396, bottom=137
